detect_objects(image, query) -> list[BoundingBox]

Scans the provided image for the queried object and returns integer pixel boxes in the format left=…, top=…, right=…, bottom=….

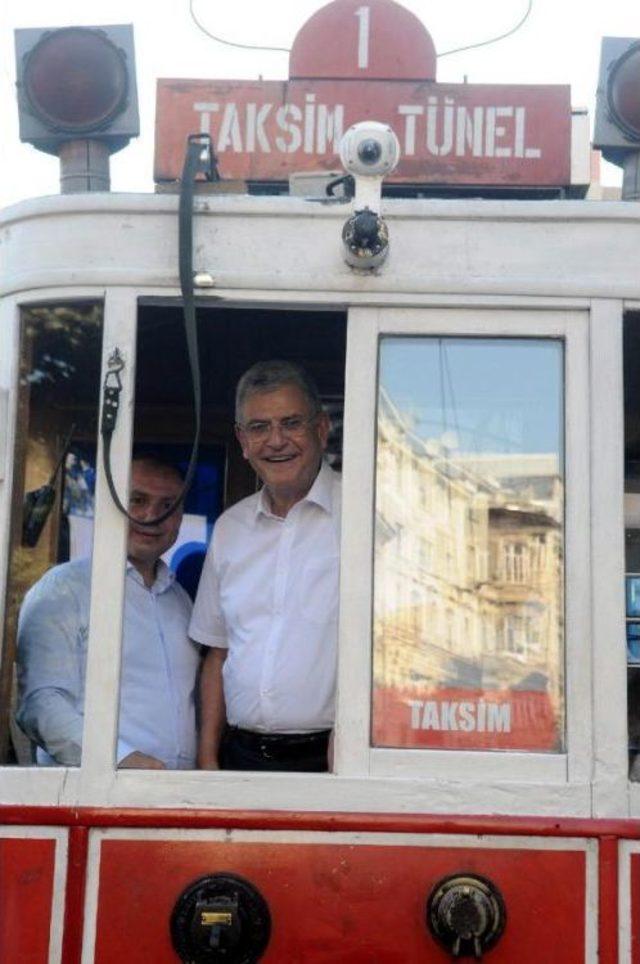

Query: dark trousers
left=220, top=726, right=330, bottom=772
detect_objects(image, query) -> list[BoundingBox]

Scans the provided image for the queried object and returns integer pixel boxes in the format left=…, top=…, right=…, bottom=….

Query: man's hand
left=119, top=751, right=166, bottom=769
left=327, top=730, right=335, bottom=770
left=198, top=755, right=220, bottom=770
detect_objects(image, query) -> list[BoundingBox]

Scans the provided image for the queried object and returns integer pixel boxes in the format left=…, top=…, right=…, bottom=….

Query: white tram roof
left=2, top=192, right=640, bottom=303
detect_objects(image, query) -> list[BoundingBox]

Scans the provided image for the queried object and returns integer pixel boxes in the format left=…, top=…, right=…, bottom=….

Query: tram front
left=2, top=4, right=640, bottom=963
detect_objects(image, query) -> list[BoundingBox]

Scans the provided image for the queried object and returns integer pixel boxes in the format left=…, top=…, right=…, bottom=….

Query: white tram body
left=0, top=189, right=638, bottom=962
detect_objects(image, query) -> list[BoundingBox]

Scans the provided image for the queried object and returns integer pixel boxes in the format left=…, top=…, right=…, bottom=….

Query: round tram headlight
left=23, top=27, right=128, bottom=133
left=607, top=40, right=640, bottom=141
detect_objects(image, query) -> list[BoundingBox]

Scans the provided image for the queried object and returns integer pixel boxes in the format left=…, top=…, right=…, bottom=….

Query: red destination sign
left=372, top=686, right=560, bottom=752
left=154, top=0, right=571, bottom=186
left=155, top=79, right=570, bottom=185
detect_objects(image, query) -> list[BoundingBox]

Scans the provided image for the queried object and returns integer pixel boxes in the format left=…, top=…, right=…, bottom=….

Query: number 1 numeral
left=355, top=6, right=370, bottom=69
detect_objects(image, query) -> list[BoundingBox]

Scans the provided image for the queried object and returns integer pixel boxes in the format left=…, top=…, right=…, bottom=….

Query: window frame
left=335, top=306, right=592, bottom=790
left=0, top=294, right=629, bottom=818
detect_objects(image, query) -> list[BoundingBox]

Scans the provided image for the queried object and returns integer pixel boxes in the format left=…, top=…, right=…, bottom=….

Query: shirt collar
left=126, top=557, right=175, bottom=592
left=255, top=459, right=334, bottom=519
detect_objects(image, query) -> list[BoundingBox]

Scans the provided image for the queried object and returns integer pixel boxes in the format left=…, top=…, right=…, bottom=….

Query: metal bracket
left=427, top=872, right=507, bottom=959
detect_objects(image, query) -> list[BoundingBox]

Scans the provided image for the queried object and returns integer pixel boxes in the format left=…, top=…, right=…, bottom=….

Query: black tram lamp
left=15, top=25, right=139, bottom=193
left=594, top=37, right=640, bottom=200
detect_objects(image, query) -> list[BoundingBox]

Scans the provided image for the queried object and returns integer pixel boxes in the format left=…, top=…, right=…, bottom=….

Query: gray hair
left=235, top=360, right=322, bottom=423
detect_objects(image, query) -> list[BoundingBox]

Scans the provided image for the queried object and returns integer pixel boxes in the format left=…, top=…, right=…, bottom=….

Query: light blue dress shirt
left=16, top=557, right=199, bottom=768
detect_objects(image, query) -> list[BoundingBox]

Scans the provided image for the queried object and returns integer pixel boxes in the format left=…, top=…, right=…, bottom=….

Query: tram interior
left=0, top=301, right=346, bottom=765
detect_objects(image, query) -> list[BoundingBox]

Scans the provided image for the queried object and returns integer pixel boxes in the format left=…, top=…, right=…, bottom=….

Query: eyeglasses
left=237, top=412, right=319, bottom=441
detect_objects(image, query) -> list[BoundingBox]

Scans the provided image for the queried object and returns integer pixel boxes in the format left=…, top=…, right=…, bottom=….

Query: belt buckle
left=259, top=740, right=273, bottom=760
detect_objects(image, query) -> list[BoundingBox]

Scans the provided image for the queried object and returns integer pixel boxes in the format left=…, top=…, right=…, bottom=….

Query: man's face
left=127, top=461, right=184, bottom=569
left=236, top=383, right=329, bottom=507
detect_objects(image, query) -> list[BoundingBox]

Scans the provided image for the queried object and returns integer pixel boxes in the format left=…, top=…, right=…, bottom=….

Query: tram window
left=1, top=303, right=103, bottom=767
left=117, top=303, right=346, bottom=771
left=372, top=337, right=565, bottom=753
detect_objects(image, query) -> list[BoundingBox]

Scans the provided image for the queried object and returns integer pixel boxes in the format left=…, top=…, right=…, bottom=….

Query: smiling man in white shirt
left=16, top=455, right=199, bottom=769
left=191, top=360, right=341, bottom=772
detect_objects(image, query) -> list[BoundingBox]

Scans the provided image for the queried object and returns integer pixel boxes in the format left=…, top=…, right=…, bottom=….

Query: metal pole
left=59, top=139, right=111, bottom=193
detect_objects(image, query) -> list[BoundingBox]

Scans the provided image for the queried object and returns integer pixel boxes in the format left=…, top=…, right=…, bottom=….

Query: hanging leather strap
left=100, top=133, right=214, bottom=525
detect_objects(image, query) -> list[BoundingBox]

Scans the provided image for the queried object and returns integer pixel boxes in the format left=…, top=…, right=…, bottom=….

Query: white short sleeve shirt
left=189, top=461, right=341, bottom=733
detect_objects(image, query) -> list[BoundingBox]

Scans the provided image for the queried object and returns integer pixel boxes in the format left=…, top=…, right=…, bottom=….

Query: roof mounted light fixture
left=594, top=36, right=640, bottom=199
left=15, top=24, right=139, bottom=192
left=606, top=40, right=640, bottom=142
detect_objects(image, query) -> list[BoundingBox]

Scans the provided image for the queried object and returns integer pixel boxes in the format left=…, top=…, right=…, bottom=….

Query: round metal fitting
left=342, top=210, right=389, bottom=269
left=426, top=872, right=506, bottom=958
left=607, top=41, right=640, bottom=141
left=170, top=873, right=271, bottom=964
left=23, top=27, right=129, bottom=133
left=357, top=137, right=383, bottom=166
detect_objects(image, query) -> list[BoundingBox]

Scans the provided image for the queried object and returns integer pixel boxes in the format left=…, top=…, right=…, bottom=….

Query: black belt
left=226, top=726, right=330, bottom=760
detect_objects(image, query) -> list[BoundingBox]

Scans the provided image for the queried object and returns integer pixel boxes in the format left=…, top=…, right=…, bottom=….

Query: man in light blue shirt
left=16, top=456, right=200, bottom=769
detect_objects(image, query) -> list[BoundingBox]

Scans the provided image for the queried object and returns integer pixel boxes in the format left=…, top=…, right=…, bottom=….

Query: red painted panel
left=154, top=79, right=571, bottom=186
left=62, top=827, right=89, bottom=964
left=0, top=837, right=56, bottom=964
left=631, top=852, right=640, bottom=963
left=94, top=838, right=586, bottom=963
left=599, top=837, right=618, bottom=964
left=288, top=0, right=437, bottom=81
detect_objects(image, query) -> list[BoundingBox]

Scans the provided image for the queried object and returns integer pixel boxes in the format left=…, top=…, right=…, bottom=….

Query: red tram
left=2, top=2, right=640, bottom=961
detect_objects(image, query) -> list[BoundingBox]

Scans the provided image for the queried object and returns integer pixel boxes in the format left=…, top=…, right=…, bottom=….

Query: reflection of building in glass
left=374, top=388, right=564, bottom=717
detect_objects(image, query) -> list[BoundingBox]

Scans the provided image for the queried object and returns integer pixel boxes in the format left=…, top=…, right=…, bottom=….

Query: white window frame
left=335, top=306, right=591, bottom=793
left=0, top=286, right=113, bottom=808
left=0, top=293, right=629, bottom=818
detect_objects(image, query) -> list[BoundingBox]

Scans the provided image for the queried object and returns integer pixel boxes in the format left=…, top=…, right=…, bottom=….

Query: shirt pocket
left=298, top=556, right=340, bottom=625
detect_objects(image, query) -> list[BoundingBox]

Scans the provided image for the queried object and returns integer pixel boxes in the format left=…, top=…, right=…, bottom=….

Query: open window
left=134, top=301, right=346, bottom=513
left=118, top=301, right=348, bottom=771
left=3, top=296, right=348, bottom=785
left=120, top=302, right=346, bottom=766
